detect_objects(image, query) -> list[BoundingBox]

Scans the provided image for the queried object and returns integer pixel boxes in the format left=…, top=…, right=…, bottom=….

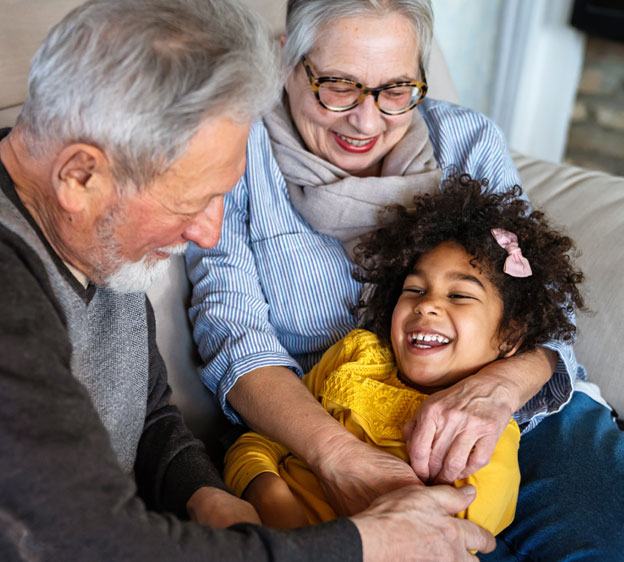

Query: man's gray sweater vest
left=0, top=185, right=148, bottom=473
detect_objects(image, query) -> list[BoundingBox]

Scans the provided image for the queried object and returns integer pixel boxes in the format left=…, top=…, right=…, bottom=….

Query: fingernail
left=460, top=485, right=476, bottom=496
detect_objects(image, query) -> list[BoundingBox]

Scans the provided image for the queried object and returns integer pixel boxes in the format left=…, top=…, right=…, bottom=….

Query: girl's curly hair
left=352, top=174, right=585, bottom=353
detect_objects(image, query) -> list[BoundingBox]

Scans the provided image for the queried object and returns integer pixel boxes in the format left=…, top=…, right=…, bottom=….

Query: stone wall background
left=565, top=37, right=624, bottom=176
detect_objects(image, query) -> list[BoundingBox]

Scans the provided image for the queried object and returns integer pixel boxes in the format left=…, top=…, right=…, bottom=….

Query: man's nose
left=183, top=197, right=224, bottom=249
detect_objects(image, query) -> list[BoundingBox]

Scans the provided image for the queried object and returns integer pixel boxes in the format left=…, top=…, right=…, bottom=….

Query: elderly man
left=0, top=0, right=495, bottom=560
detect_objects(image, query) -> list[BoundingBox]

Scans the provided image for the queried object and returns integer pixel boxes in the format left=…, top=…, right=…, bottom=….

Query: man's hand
left=186, top=486, right=261, bottom=528
left=404, top=348, right=556, bottom=484
left=351, top=484, right=496, bottom=562
left=311, top=434, right=423, bottom=516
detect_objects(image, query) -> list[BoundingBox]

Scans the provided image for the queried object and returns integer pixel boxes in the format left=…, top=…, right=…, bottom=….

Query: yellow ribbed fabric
left=224, top=329, right=520, bottom=535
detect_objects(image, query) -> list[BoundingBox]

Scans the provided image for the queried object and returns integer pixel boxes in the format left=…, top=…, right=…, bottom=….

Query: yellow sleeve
left=223, top=432, right=291, bottom=498
left=454, top=419, right=521, bottom=536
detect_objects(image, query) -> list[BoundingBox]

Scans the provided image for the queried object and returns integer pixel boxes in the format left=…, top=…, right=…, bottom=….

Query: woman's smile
left=332, top=131, right=379, bottom=153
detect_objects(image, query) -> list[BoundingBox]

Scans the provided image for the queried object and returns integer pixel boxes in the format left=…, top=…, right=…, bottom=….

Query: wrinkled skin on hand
left=311, top=433, right=423, bottom=516
left=186, top=486, right=262, bottom=528
left=403, top=363, right=516, bottom=484
left=351, top=484, right=496, bottom=562
left=404, top=348, right=556, bottom=484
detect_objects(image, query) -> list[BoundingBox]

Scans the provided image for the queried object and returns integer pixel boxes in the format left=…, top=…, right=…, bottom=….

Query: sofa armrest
left=514, top=151, right=624, bottom=415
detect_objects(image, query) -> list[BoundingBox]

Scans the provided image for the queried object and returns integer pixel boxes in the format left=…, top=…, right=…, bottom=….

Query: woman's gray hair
left=284, top=0, right=434, bottom=75
left=17, top=0, right=281, bottom=190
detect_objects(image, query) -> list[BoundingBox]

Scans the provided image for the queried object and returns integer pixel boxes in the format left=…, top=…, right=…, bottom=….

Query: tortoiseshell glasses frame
left=301, top=55, right=428, bottom=116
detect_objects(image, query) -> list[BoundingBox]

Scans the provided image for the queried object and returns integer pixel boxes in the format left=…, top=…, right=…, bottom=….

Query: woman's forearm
left=478, top=346, right=558, bottom=414
left=227, top=365, right=359, bottom=468
left=229, top=366, right=424, bottom=515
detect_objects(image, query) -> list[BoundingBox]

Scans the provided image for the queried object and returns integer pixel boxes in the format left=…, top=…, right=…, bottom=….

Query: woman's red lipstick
left=332, top=131, right=378, bottom=153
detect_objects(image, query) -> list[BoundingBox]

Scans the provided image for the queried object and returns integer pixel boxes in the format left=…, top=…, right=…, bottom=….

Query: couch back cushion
left=0, top=0, right=83, bottom=125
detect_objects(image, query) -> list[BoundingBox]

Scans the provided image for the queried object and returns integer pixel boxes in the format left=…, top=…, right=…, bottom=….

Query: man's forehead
left=145, top=117, right=250, bottom=210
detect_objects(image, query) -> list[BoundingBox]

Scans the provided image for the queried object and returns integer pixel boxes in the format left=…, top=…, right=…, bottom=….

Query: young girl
left=223, top=175, right=584, bottom=536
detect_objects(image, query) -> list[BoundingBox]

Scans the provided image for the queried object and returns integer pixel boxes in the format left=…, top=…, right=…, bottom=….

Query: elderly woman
left=187, top=0, right=624, bottom=559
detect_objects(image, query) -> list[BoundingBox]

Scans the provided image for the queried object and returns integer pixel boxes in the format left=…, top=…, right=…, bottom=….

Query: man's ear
left=280, top=34, right=286, bottom=48
left=51, top=144, right=113, bottom=213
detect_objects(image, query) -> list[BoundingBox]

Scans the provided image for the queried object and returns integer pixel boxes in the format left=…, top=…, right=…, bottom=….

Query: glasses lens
left=379, top=85, right=423, bottom=113
left=318, top=81, right=360, bottom=110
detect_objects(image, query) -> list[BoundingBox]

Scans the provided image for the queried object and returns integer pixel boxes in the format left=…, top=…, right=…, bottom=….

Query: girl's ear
left=500, top=337, right=524, bottom=358
left=498, top=321, right=526, bottom=358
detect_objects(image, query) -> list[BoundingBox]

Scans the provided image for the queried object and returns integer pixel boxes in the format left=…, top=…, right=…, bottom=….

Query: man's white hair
left=17, top=0, right=281, bottom=190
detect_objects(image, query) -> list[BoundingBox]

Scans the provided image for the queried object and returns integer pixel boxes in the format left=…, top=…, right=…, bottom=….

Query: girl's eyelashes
left=402, top=288, right=476, bottom=299
left=403, top=288, right=425, bottom=294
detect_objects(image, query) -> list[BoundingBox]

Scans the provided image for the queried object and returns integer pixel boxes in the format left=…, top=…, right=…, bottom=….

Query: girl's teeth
left=410, top=332, right=450, bottom=344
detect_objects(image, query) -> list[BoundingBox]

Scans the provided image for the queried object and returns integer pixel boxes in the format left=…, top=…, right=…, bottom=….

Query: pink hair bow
left=491, top=228, right=532, bottom=278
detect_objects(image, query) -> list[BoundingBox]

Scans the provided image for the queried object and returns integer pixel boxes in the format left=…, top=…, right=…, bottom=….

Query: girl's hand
left=403, top=348, right=556, bottom=484
left=243, top=472, right=309, bottom=529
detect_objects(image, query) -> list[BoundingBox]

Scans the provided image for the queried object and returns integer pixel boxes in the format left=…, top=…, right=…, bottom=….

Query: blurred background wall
left=433, top=0, right=624, bottom=174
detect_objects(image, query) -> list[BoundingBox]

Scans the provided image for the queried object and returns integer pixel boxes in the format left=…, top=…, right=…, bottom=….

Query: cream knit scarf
left=263, top=98, right=442, bottom=257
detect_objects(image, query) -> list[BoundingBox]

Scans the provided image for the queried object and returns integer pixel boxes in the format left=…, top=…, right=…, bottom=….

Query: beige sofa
left=2, top=1, right=622, bottom=445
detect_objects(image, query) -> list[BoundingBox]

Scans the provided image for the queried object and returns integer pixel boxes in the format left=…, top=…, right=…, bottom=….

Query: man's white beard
left=104, top=243, right=188, bottom=294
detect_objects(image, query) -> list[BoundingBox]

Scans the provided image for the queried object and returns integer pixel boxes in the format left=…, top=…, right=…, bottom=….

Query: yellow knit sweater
left=224, top=329, right=520, bottom=535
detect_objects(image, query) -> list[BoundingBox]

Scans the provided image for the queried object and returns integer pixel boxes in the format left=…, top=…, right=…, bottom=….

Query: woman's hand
left=404, top=348, right=557, bottom=484
left=186, top=486, right=261, bottom=528
left=243, top=472, right=309, bottom=529
left=311, top=433, right=424, bottom=516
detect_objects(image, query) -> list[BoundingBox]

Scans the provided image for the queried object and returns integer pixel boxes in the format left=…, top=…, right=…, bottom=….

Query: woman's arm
left=185, top=123, right=305, bottom=424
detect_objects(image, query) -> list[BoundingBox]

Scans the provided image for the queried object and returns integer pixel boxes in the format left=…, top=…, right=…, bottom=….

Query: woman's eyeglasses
left=301, top=55, right=428, bottom=116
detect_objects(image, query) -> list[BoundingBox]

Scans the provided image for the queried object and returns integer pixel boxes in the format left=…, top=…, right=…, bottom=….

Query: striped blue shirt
left=186, top=98, right=584, bottom=430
